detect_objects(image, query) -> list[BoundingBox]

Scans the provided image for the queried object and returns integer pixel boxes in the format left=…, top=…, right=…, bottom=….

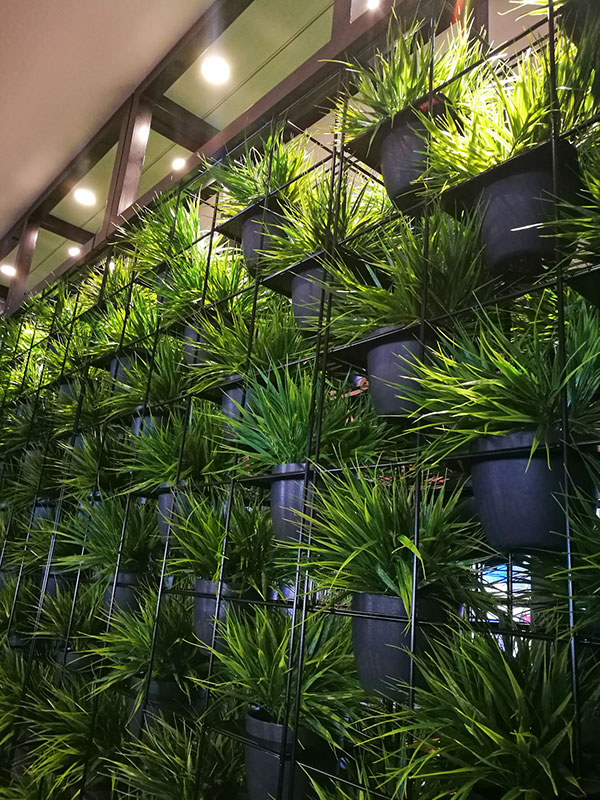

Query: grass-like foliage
left=187, top=297, right=311, bottom=392
left=303, top=466, right=492, bottom=615
left=50, top=370, right=114, bottom=436
left=328, top=208, right=494, bottom=338
left=421, top=32, right=597, bottom=192
left=36, top=582, right=105, bottom=647
left=91, top=589, right=202, bottom=697
left=373, top=633, right=600, bottom=799
left=209, top=125, right=309, bottom=215
left=338, top=14, right=485, bottom=142
left=261, top=171, right=392, bottom=274
left=204, top=607, right=361, bottom=745
left=225, top=366, right=391, bottom=471
left=110, top=715, right=244, bottom=800
left=88, top=282, right=157, bottom=357
left=58, top=427, right=128, bottom=499
left=56, top=497, right=160, bottom=577
left=401, top=292, right=600, bottom=461
left=22, top=677, right=129, bottom=798
left=118, top=400, right=230, bottom=493
left=169, top=490, right=274, bottom=592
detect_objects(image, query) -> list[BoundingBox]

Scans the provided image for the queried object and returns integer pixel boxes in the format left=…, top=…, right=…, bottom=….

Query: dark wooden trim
left=36, top=214, right=94, bottom=245
left=150, top=97, right=219, bottom=151
left=6, top=220, right=39, bottom=312
left=101, top=95, right=153, bottom=239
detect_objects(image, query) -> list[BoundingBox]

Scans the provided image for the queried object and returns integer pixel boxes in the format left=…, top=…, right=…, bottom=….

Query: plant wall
left=0, top=2, right=600, bottom=798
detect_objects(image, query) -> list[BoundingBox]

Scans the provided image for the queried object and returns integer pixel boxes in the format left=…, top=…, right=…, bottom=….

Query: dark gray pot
left=365, top=328, right=427, bottom=418
left=43, top=568, right=73, bottom=599
left=241, top=209, right=281, bottom=276
left=245, top=713, right=327, bottom=800
left=183, top=323, right=209, bottom=366
left=470, top=431, right=569, bottom=553
left=104, top=571, right=140, bottom=612
left=290, top=263, right=325, bottom=331
left=157, top=482, right=176, bottom=538
left=352, top=592, right=446, bottom=700
left=271, top=463, right=306, bottom=543
left=379, top=116, right=428, bottom=212
left=194, top=578, right=241, bottom=652
left=221, top=379, right=251, bottom=440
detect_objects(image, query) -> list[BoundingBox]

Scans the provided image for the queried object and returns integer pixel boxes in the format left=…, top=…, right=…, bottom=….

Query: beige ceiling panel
left=166, top=0, right=334, bottom=129
left=26, top=229, right=71, bottom=291
left=136, top=130, right=193, bottom=200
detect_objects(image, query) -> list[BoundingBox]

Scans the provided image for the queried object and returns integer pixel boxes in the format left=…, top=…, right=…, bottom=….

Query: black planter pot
left=271, top=463, right=306, bottom=543
left=104, top=571, right=140, bottom=612
left=447, top=141, right=582, bottom=279
left=144, top=679, right=202, bottom=722
left=55, top=647, right=95, bottom=673
left=44, top=568, right=73, bottom=599
left=245, top=712, right=327, bottom=800
left=183, top=323, right=209, bottom=366
left=194, top=578, right=241, bottom=652
left=470, top=431, right=571, bottom=553
left=365, top=328, right=428, bottom=419
left=379, top=115, right=428, bottom=212
left=241, top=208, right=282, bottom=276
left=131, top=406, right=162, bottom=436
left=352, top=592, right=446, bottom=700
left=221, top=378, right=250, bottom=440
left=290, top=262, right=325, bottom=331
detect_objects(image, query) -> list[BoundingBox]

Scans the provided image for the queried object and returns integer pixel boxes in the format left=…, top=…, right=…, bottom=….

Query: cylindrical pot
left=379, top=116, right=428, bottom=212
left=245, top=712, right=326, bottom=800
left=43, top=568, right=73, bottom=599
left=271, top=463, right=306, bottom=543
left=144, top=679, right=201, bottom=721
left=365, top=328, right=428, bottom=418
left=131, top=407, right=162, bottom=436
left=290, top=263, right=325, bottom=331
left=221, top=379, right=248, bottom=440
left=470, top=431, right=569, bottom=553
left=477, top=142, right=581, bottom=278
left=55, top=647, right=95, bottom=673
left=241, top=208, right=282, bottom=276
left=351, top=592, right=445, bottom=700
left=194, top=578, right=241, bottom=652
left=104, top=571, right=140, bottom=612
left=157, top=482, right=177, bottom=538
left=183, top=323, right=209, bottom=366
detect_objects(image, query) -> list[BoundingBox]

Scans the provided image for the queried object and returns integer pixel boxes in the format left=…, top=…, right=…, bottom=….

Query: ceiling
left=0, top=0, right=212, bottom=241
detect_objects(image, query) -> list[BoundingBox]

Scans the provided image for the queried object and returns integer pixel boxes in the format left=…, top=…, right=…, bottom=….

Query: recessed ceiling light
left=201, top=55, right=230, bottom=85
left=108, top=260, right=116, bottom=273
left=366, top=0, right=380, bottom=7
left=68, top=246, right=81, bottom=258
left=74, top=188, right=96, bottom=206
left=0, top=264, right=16, bottom=277
left=172, top=157, right=186, bottom=171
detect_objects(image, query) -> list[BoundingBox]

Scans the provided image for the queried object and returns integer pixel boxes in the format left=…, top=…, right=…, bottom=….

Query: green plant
left=209, top=125, right=309, bottom=215
left=261, top=171, right=392, bottom=274
left=78, top=254, right=134, bottom=311
left=118, top=400, right=230, bottom=494
left=188, top=298, right=311, bottom=393
left=0, top=576, right=38, bottom=644
left=401, top=292, right=600, bottom=461
left=169, top=490, right=275, bottom=592
left=110, top=715, right=244, bottom=800
left=91, top=589, right=203, bottom=699
left=51, top=369, right=114, bottom=436
left=58, top=427, right=128, bottom=499
left=88, top=282, right=157, bottom=357
left=372, top=633, right=600, bottom=799
left=327, top=208, right=493, bottom=338
left=421, top=33, right=596, bottom=192
left=22, top=677, right=129, bottom=798
left=55, top=497, right=160, bottom=577
left=36, top=582, right=105, bottom=649
left=302, top=466, right=492, bottom=615
left=337, top=14, right=484, bottom=142
left=226, top=366, right=392, bottom=472
left=204, top=607, right=361, bottom=745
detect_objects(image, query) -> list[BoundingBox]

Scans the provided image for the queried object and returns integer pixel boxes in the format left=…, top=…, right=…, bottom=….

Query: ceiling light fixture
left=201, top=55, right=231, bottom=85
left=366, top=0, right=380, bottom=8
left=74, top=188, right=96, bottom=206
left=172, top=157, right=186, bottom=171
left=0, top=265, right=16, bottom=277
left=68, top=246, right=82, bottom=258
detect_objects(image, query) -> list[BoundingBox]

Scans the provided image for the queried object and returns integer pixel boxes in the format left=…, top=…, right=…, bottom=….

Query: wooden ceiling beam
left=150, top=97, right=219, bottom=152
left=36, top=214, right=94, bottom=245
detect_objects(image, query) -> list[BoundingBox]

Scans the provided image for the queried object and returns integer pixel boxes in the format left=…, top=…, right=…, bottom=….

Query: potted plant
left=327, top=208, right=493, bottom=418
left=421, top=32, right=594, bottom=278
left=401, top=293, right=600, bottom=552
left=260, top=173, right=392, bottom=330
left=58, top=427, right=128, bottom=501
left=169, top=489, right=274, bottom=650
left=226, top=366, right=391, bottom=542
left=375, top=632, right=600, bottom=799
left=22, top=676, right=130, bottom=798
left=204, top=606, right=361, bottom=800
left=90, top=588, right=204, bottom=722
left=109, top=715, right=245, bottom=800
left=55, top=497, right=160, bottom=611
left=302, top=465, right=492, bottom=699
left=209, top=125, right=309, bottom=275
left=337, top=15, right=484, bottom=211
